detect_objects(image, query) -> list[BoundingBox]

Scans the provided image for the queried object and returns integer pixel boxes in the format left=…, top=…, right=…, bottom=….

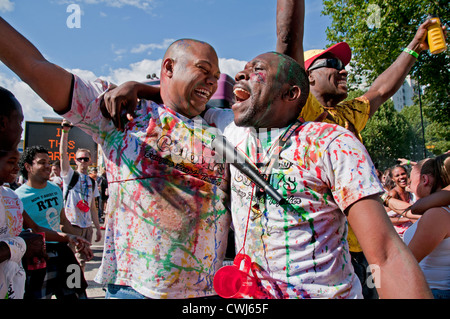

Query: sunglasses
left=308, top=58, right=345, bottom=71
left=76, top=157, right=90, bottom=162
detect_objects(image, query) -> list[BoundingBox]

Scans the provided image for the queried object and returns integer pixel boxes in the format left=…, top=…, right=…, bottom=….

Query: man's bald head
left=159, top=39, right=221, bottom=118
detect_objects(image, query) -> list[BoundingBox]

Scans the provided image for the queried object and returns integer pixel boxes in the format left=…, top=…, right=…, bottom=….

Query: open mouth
left=194, top=88, right=211, bottom=100
left=233, top=87, right=250, bottom=102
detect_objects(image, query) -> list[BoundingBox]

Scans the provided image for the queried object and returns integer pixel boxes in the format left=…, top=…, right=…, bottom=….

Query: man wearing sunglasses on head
left=277, top=1, right=439, bottom=142
left=59, top=120, right=102, bottom=272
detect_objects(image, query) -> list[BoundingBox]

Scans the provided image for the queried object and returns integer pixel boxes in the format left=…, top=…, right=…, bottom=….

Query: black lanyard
left=249, top=118, right=306, bottom=219
left=254, top=117, right=305, bottom=177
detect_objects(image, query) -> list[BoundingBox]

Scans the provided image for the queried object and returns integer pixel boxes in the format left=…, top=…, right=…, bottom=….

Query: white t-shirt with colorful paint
left=0, top=186, right=26, bottom=299
left=205, top=107, right=384, bottom=299
left=61, top=168, right=99, bottom=228
left=62, top=75, right=231, bottom=299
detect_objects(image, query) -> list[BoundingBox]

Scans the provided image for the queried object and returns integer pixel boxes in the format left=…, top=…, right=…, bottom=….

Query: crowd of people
left=0, top=0, right=448, bottom=299
left=0, top=112, right=109, bottom=298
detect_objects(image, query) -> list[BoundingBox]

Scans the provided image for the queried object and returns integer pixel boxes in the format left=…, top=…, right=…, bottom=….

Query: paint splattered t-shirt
left=62, top=75, right=231, bottom=299
left=0, top=186, right=26, bottom=299
left=206, top=108, right=384, bottom=298
left=301, top=92, right=371, bottom=253
left=61, top=168, right=99, bottom=228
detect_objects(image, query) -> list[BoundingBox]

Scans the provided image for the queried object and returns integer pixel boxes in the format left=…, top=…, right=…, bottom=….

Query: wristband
left=403, top=48, right=419, bottom=58
left=1, top=237, right=26, bottom=264
left=62, top=129, right=70, bottom=134
left=407, top=160, right=411, bottom=165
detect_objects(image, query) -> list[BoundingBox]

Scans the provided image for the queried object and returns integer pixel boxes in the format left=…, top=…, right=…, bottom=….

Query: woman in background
left=403, top=153, right=450, bottom=299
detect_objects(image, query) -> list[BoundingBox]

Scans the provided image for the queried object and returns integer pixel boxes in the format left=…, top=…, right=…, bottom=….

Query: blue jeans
left=105, top=284, right=148, bottom=299
left=432, top=289, right=450, bottom=299
left=105, top=283, right=222, bottom=299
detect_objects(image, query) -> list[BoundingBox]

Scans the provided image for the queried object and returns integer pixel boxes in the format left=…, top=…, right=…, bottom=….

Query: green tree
left=346, top=90, right=416, bottom=170
left=399, top=104, right=428, bottom=159
left=322, top=0, right=449, bottom=127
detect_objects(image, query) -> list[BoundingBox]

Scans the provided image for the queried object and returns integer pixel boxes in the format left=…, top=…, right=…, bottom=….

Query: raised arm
left=276, top=0, right=305, bottom=67
left=363, top=19, right=436, bottom=117
left=59, top=121, right=72, bottom=176
left=0, top=17, right=73, bottom=112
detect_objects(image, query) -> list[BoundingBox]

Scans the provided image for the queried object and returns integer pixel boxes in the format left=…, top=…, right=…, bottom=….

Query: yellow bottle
left=427, top=16, right=447, bottom=54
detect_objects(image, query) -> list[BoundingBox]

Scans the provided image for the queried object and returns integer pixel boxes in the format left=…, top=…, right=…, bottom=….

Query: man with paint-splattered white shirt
left=205, top=51, right=432, bottom=299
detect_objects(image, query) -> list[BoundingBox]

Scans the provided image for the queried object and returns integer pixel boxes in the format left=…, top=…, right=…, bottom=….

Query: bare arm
left=59, top=122, right=71, bottom=176
left=347, top=195, right=432, bottom=298
left=59, top=207, right=78, bottom=234
left=23, top=210, right=76, bottom=244
left=0, top=17, right=73, bottom=112
left=275, top=0, right=305, bottom=67
left=410, top=187, right=450, bottom=214
left=0, top=241, right=11, bottom=263
left=90, top=195, right=102, bottom=242
left=407, top=207, right=450, bottom=262
left=23, top=210, right=92, bottom=259
left=101, top=81, right=162, bottom=131
left=363, top=19, right=434, bottom=117
left=386, top=197, right=421, bottom=220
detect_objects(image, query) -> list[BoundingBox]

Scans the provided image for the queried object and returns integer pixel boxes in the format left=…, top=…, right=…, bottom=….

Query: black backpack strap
left=65, top=170, right=80, bottom=201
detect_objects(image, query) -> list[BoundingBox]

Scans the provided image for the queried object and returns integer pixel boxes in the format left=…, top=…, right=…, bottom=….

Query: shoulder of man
left=300, top=121, right=361, bottom=149
left=300, top=92, right=325, bottom=122
left=336, top=96, right=370, bottom=131
left=47, top=181, right=64, bottom=195
left=203, top=106, right=234, bottom=133
left=13, top=183, right=31, bottom=197
left=301, top=120, right=350, bottom=136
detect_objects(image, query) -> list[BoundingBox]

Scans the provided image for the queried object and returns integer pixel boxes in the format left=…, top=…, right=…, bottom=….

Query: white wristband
left=1, top=237, right=26, bottom=264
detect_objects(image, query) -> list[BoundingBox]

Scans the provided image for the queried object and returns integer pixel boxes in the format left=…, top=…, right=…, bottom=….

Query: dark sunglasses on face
left=308, top=58, right=345, bottom=71
left=76, top=157, right=90, bottom=162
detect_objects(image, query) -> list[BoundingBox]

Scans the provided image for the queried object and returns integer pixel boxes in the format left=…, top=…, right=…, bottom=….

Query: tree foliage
left=344, top=90, right=412, bottom=170
left=322, top=0, right=449, bottom=126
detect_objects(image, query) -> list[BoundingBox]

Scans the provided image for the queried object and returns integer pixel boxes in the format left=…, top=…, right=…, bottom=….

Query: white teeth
left=234, top=88, right=250, bottom=101
left=195, top=88, right=210, bottom=98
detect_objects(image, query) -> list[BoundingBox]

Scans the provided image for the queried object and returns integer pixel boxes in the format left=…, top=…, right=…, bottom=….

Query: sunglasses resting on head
left=308, top=58, right=344, bottom=71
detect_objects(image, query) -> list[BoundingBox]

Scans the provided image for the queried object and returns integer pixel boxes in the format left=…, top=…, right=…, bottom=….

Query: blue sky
left=0, top=0, right=331, bottom=123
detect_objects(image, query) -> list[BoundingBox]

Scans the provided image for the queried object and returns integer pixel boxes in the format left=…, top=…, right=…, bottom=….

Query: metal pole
left=417, top=76, right=427, bottom=158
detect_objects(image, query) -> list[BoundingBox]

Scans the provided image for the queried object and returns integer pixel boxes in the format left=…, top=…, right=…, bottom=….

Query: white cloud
left=0, top=0, right=14, bottom=12
left=54, top=0, right=156, bottom=12
left=219, top=58, right=246, bottom=79
left=100, top=58, right=162, bottom=84
left=131, top=38, right=175, bottom=55
left=0, top=71, right=57, bottom=124
left=69, top=68, right=99, bottom=82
